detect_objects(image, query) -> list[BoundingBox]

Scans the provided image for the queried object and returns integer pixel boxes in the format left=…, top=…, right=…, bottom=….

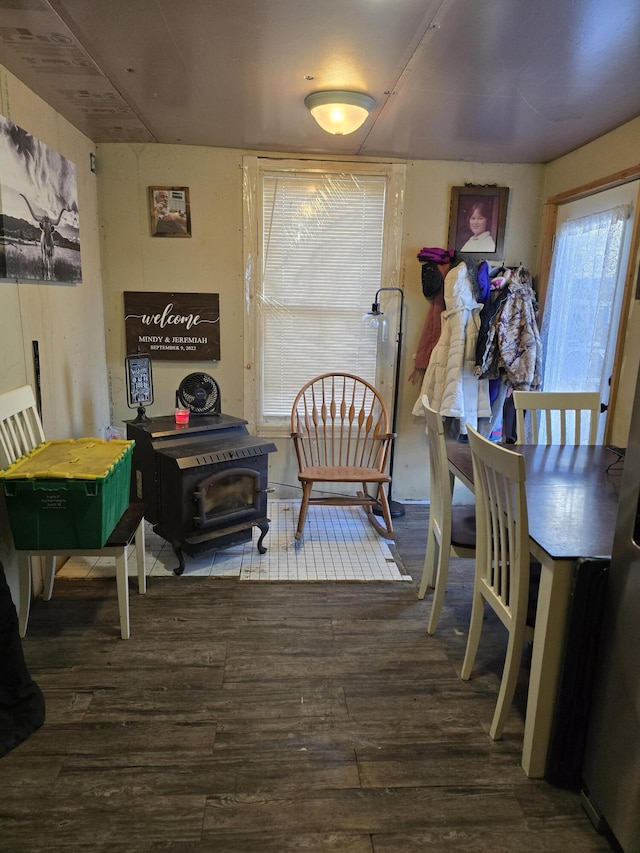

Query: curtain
left=540, top=204, right=630, bottom=392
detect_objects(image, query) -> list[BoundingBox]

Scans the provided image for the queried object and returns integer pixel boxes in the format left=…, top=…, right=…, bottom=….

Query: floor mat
left=239, top=500, right=410, bottom=582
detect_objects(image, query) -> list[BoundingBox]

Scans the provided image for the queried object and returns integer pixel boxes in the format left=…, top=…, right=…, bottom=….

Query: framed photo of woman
left=448, top=186, right=509, bottom=260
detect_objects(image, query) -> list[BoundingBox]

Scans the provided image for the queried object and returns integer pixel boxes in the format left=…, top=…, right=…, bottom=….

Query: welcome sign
left=124, top=291, right=220, bottom=361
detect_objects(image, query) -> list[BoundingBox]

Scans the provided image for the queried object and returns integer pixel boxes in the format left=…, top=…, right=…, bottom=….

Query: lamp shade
left=304, top=90, right=376, bottom=135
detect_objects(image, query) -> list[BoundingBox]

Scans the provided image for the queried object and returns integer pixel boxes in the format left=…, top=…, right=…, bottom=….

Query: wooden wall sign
left=124, top=291, right=220, bottom=361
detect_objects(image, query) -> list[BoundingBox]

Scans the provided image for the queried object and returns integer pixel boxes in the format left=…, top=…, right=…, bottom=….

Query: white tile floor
left=57, top=500, right=410, bottom=583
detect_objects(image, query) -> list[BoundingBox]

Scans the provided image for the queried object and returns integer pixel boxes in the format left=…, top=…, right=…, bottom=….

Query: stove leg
left=256, top=522, right=269, bottom=554
left=172, top=544, right=186, bottom=576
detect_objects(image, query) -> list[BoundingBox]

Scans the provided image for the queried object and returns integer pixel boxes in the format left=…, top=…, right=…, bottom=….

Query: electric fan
left=176, top=372, right=221, bottom=416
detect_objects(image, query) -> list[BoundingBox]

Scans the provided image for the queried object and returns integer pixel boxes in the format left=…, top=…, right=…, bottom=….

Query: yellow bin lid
left=0, top=439, right=133, bottom=480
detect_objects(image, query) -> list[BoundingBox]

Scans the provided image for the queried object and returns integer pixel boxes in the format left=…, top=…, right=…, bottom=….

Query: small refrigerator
left=581, top=378, right=640, bottom=851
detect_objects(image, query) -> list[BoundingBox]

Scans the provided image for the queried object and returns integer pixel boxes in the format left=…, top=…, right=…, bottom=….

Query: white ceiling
left=0, top=0, right=639, bottom=164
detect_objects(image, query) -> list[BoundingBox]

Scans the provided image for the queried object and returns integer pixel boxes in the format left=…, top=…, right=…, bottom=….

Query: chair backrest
left=0, top=385, right=45, bottom=467
left=422, top=397, right=453, bottom=540
left=467, top=424, right=530, bottom=630
left=291, top=373, right=391, bottom=472
left=512, top=390, right=600, bottom=445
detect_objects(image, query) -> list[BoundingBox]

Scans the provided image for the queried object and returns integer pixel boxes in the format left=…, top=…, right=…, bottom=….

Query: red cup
left=175, top=408, right=190, bottom=425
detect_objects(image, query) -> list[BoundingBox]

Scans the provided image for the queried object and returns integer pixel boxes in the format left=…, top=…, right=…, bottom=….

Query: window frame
left=242, top=156, right=406, bottom=436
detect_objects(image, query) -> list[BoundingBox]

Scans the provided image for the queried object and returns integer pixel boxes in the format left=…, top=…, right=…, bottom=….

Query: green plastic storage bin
left=0, top=439, right=134, bottom=549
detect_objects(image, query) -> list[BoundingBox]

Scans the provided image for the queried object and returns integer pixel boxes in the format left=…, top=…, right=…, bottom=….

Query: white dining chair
left=418, top=398, right=476, bottom=634
left=0, top=385, right=58, bottom=604
left=461, top=424, right=534, bottom=741
left=0, top=384, right=146, bottom=639
left=0, top=385, right=46, bottom=463
left=512, top=390, right=600, bottom=445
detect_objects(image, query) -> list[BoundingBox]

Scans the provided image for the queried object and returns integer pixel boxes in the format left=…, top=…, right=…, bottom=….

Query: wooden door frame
left=536, top=164, right=640, bottom=444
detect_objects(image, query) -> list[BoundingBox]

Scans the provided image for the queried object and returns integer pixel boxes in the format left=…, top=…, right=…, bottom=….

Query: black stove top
left=126, top=413, right=275, bottom=468
left=125, top=412, right=247, bottom=440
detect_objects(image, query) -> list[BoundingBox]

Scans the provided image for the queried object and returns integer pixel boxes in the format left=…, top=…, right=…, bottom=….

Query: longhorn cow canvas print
left=0, top=116, right=81, bottom=283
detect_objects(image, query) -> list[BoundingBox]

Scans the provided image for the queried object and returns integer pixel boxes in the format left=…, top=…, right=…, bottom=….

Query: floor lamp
left=365, top=287, right=405, bottom=518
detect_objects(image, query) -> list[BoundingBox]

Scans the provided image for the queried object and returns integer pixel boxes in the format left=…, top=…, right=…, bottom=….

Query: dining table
left=446, top=440, right=624, bottom=778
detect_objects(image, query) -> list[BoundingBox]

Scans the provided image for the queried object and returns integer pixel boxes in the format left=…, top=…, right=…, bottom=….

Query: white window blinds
left=243, top=158, right=405, bottom=434
left=261, top=171, right=385, bottom=419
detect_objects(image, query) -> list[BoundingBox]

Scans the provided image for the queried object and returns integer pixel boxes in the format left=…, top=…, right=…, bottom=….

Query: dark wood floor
left=1, top=506, right=613, bottom=852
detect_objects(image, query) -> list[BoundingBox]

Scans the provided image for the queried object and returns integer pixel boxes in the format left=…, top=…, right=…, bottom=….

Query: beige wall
left=0, top=68, right=109, bottom=434
left=542, top=117, right=640, bottom=199
left=97, top=143, right=246, bottom=427
left=0, top=66, right=110, bottom=602
left=98, top=143, right=545, bottom=501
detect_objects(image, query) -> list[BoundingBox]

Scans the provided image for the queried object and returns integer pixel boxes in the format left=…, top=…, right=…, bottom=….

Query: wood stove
left=126, top=413, right=277, bottom=575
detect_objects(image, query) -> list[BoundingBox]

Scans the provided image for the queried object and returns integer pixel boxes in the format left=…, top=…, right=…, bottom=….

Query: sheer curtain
left=541, top=204, right=630, bottom=393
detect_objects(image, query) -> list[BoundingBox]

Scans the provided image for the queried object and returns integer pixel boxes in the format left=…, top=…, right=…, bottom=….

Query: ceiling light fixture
left=304, top=90, right=376, bottom=135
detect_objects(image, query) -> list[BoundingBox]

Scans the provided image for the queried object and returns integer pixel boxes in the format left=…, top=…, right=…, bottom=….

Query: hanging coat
left=476, top=266, right=543, bottom=391
left=413, top=285, right=446, bottom=372
left=413, top=261, right=491, bottom=431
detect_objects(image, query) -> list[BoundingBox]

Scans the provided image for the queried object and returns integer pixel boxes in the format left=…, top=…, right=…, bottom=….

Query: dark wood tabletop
left=446, top=441, right=624, bottom=562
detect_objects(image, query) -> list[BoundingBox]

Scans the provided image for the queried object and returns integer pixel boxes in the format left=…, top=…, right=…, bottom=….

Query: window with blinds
left=243, top=158, right=406, bottom=434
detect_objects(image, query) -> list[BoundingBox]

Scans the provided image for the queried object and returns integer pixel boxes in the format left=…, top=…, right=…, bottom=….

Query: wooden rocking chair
left=291, top=373, right=395, bottom=540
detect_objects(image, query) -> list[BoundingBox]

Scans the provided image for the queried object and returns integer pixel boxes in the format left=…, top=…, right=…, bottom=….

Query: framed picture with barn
left=148, top=186, right=191, bottom=237
left=0, top=115, right=82, bottom=283
left=448, top=186, right=509, bottom=261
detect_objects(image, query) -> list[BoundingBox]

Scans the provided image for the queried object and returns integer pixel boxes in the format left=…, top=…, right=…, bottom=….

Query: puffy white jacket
left=413, top=261, right=491, bottom=431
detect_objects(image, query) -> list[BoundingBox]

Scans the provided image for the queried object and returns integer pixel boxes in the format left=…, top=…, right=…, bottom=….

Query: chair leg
left=427, top=545, right=451, bottom=636
left=489, top=627, right=526, bottom=741
left=373, top=483, right=395, bottom=539
left=43, top=556, right=57, bottom=601
left=135, top=520, right=147, bottom=594
left=460, top=590, right=485, bottom=681
left=115, top=549, right=131, bottom=640
left=418, top=526, right=438, bottom=598
left=296, top=482, right=313, bottom=540
left=18, top=554, right=32, bottom=638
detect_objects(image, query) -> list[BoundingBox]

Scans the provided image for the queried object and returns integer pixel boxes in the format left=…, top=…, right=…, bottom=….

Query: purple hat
left=417, top=247, right=455, bottom=264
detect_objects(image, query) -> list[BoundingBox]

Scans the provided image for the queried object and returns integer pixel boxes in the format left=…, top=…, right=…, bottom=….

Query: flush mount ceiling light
left=304, top=90, right=376, bottom=135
